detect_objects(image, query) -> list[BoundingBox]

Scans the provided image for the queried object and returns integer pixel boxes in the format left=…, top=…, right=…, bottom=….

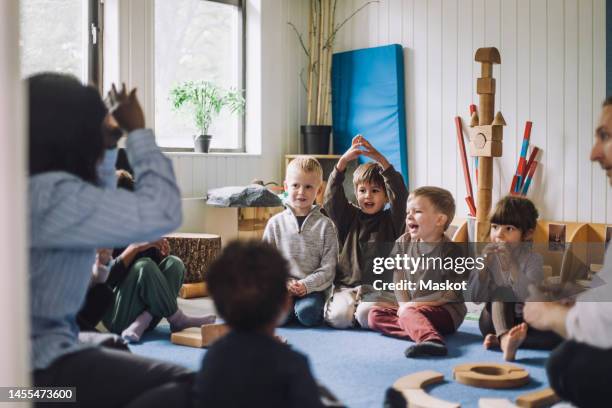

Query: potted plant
left=169, top=80, right=245, bottom=153
left=289, top=0, right=376, bottom=154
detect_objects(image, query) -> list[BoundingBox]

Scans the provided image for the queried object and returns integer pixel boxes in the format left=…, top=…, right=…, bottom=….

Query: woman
left=524, top=97, right=612, bottom=408
left=29, top=73, right=192, bottom=408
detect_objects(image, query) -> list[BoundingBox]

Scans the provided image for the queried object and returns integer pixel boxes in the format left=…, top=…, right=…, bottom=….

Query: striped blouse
left=29, top=129, right=182, bottom=370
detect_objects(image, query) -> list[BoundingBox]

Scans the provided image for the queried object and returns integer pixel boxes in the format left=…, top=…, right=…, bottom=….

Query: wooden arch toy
left=392, top=370, right=459, bottom=408
left=392, top=370, right=557, bottom=408
left=453, top=363, right=529, bottom=389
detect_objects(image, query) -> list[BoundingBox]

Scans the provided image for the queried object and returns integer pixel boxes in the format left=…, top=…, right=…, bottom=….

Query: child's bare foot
left=500, top=323, right=528, bottom=361
left=483, top=333, right=500, bottom=350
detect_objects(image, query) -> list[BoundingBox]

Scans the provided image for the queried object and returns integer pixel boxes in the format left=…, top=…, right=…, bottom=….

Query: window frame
left=156, top=0, right=247, bottom=153
left=20, top=0, right=101, bottom=85
left=88, top=0, right=103, bottom=90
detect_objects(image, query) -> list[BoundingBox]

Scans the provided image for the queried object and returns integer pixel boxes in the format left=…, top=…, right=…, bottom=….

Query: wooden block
left=238, top=206, right=283, bottom=240
left=477, top=78, right=496, bottom=95
left=201, top=323, right=230, bottom=347
left=166, top=233, right=221, bottom=283
left=591, top=263, right=603, bottom=273
left=469, top=140, right=502, bottom=157
left=179, top=282, right=208, bottom=299
left=170, top=323, right=230, bottom=348
left=393, top=370, right=444, bottom=390
left=171, top=327, right=205, bottom=348
left=475, top=47, right=501, bottom=64
left=479, top=399, right=518, bottom=408
left=516, top=388, right=559, bottom=408
left=492, top=112, right=506, bottom=126
left=401, top=389, right=459, bottom=408
left=453, top=363, right=530, bottom=389
left=470, top=111, right=480, bottom=127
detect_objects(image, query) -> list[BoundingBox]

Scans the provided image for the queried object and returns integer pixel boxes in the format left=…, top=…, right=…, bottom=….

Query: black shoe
left=404, top=341, right=448, bottom=358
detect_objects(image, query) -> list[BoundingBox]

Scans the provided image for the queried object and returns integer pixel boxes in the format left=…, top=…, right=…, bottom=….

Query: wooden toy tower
left=469, top=47, right=505, bottom=242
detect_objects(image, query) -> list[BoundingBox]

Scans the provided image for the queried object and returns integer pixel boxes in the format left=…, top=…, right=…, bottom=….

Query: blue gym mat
left=331, top=44, right=409, bottom=186
left=131, top=320, right=551, bottom=408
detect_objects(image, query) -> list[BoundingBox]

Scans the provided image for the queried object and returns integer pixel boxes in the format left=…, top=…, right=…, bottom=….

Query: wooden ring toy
left=453, top=363, right=529, bottom=389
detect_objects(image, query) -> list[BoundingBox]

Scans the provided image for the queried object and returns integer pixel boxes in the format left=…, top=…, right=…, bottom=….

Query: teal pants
left=103, top=256, right=185, bottom=334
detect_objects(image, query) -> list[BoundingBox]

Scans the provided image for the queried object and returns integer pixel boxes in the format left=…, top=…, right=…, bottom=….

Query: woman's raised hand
left=106, top=83, right=145, bottom=133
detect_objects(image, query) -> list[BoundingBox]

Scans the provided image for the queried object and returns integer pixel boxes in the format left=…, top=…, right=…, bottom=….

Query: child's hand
left=337, top=135, right=365, bottom=171
left=288, top=281, right=307, bottom=297
left=151, top=238, right=170, bottom=257
left=397, top=302, right=413, bottom=317
left=96, top=248, right=113, bottom=266
left=106, top=83, right=145, bottom=132
left=358, top=136, right=390, bottom=170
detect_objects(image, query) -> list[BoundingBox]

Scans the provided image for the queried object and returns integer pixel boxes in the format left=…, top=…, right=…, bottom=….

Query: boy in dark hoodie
left=323, top=135, right=408, bottom=329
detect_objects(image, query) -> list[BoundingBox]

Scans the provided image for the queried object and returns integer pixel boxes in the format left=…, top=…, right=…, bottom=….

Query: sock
left=91, top=264, right=110, bottom=285
left=121, top=311, right=153, bottom=343
left=404, top=340, right=448, bottom=358
left=167, top=309, right=216, bottom=332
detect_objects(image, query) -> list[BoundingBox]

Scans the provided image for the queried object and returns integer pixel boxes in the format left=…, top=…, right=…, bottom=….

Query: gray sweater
left=263, top=206, right=338, bottom=293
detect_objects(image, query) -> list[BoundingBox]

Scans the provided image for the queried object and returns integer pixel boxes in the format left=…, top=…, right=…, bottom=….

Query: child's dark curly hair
left=206, top=240, right=289, bottom=331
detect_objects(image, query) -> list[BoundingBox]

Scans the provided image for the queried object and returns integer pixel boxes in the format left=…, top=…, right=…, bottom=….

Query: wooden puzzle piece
left=401, top=389, right=460, bottom=408
left=478, top=399, right=518, bottom=408
left=453, top=363, right=529, bottom=389
left=516, top=388, right=559, bottom=408
left=392, top=371, right=460, bottom=408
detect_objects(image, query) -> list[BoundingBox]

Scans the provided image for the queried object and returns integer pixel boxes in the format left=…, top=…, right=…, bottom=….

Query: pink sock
left=121, top=311, right=153, bottom=343
left=167, top=310, right=216, bottom=332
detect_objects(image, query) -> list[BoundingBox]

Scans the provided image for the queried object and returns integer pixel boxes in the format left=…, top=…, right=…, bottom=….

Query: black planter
left=194, top=135, right=212, bottom=153
left=301, top=125, right=331, bottom=154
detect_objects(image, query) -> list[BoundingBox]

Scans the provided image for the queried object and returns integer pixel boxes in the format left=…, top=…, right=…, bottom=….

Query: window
left=19, top=0, right=101, bottom=86
left=154, top=0, right=245, bottom=151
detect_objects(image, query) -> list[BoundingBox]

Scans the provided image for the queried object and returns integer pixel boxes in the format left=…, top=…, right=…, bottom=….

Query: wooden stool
left=166, top=232, right=221, bottom=284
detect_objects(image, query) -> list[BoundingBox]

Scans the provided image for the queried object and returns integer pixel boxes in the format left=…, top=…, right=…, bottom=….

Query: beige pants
left=324, top=285, right=397, bottom=329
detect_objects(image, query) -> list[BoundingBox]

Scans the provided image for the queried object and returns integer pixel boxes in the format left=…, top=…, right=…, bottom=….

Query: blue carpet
left=131, top=320, right=552, bottom=408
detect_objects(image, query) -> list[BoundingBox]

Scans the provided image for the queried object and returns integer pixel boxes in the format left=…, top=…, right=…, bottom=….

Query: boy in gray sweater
left=263, top=157, right=338, bottom=326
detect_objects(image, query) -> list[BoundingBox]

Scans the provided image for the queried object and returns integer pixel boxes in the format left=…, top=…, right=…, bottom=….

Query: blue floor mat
left=131, top=320, right=552, bottom=408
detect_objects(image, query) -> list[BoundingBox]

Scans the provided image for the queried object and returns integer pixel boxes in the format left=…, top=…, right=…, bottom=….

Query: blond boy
left=368, top=187, right=467, bottom=357
left=263, top=157, right=338, bottom=326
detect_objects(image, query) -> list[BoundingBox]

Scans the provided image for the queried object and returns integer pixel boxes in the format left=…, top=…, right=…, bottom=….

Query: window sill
left=162, top=150, right=261, bottom=158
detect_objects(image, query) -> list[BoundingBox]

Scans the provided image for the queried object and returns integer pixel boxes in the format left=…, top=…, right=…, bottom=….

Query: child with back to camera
left=193, top=240, right=333, bottom=408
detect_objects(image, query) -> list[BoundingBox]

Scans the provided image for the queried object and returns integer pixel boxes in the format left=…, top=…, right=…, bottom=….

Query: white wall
left=0, top=0, right=29, bottom=388
left=329, top=0, right=610, bottom=223
left=169, top=0, right=610, bottom=224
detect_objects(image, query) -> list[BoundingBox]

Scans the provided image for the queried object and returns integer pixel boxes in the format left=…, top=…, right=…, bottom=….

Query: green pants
left=103, top=255, right=185, bottom=334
